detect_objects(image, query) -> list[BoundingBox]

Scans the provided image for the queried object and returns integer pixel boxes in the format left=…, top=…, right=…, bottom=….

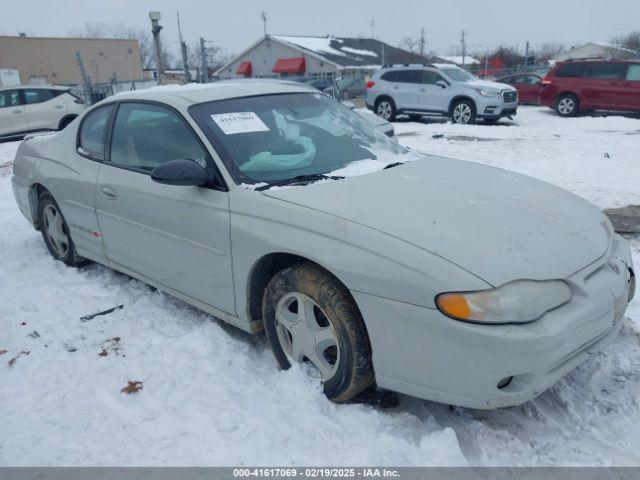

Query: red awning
left=237, top=61, right=252, bottom=76
left=272, top=57, right=306, bottom=74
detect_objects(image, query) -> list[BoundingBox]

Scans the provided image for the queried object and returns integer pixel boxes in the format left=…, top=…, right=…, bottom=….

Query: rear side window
left=109, top=102, right=210, bottom=172
left=554, top=63, right=586, bottom=78
left=78, top=105, right=113, bottom=159
left=583, top=63, right=625, bottom=80
left=395, top=70, right=423, bottom=83
left=23, top=89, right=55, bottom=104
left=380, top=71, right=397, bottom=82
left=0, top=90, right=20, bottom=108
left=626, top=64, right=640, bottom=81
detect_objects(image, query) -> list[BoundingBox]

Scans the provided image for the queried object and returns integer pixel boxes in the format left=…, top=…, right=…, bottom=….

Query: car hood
left=262, top=156, right=610, bottom=286
left=465, top=79, right=515, bottom=91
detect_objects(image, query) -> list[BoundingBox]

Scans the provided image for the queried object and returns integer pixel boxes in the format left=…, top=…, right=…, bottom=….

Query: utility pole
left=524, top=40, right=530, bottom=72
left=419, top=28, right=426, bottom=58
left=369, top=20, right=375, bottom=38
left=460, top=30, right=467, bottom=66
left=199, top=37, right=208, bottom=83
left=261, top=11, right=268, bottom=36
left=149, top=11, right=164, bottom=84
left=177, top=12, right=190, bottom=83
left=75, top=51, right=92, bottom=105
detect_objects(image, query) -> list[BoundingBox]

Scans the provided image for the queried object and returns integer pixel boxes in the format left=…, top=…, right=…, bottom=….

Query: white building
left=433, top=55, right=481, bottom=67
left=215, top=35, right=429, bottom=81
left=553, top=42, right=637, bottom=62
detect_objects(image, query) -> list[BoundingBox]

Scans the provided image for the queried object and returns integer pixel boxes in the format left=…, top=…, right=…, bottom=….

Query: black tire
left=37, top=192, right=85, bottom=266
left=450, top=99, right=476, bottom=124
left=374, top=97, right=396, bottom=121
left=555, top=94, right=579, bottom=117
left=263, top=262, right=374, bottom=403
left=58, top=116, right=76, bottom=130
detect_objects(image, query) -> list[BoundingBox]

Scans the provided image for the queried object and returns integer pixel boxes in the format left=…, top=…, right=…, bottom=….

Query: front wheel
left=262, top=263, right=374, bottom=403
left=451, top=99, right=476, bottom=124
left=555, top=94, right=579, bottom=117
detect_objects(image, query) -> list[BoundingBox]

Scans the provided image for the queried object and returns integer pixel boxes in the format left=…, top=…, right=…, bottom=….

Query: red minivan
left=540, top=60, right=640, bottom=116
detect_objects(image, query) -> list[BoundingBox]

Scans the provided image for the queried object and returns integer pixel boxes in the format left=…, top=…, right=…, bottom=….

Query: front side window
left=423, top=71, right=446, bottom=85
left=78, top=105, right=113, bottom=159
left=24, top=89, right=55, bottom=104
left=583, top=63, right=625, bottom=80
left=0, top=90, right=20, bottom=108
left=625, top=64, right=640, bottom=81
left=110, top=102, right=210, bottom=172
left=189, top=93, right=418, bottom=185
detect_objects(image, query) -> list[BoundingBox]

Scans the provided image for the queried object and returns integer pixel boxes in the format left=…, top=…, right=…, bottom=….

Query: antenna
left=261, top=11, right=268, bottom=36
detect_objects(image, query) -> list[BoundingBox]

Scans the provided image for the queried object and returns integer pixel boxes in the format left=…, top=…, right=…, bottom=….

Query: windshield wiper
left=255, top=173, right=345, bottom=191
left=383, top=162, right=405, bottom=170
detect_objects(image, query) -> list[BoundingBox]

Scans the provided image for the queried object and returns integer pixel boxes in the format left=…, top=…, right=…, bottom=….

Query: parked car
left=0, top=85, right=84, bottom=139
left=540, top=60, right=640, bottom=116
left=12, top=81, right=634, bottom=409
left=323, top=77, right=366, bottom=100
left=366, top=64, right=518, bottom=124
left=303, top=78, right=333, bottom=91
left=496, top=73, right=543, bottom=104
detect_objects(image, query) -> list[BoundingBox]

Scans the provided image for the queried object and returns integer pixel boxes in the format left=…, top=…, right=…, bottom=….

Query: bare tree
left=537, top=42, right=566, bottom=61
left=399, top=37, right=419, bottom=54
left=69, top=21, right=174, bottom=70
left=187, top=42, right=233, bottom=74
left=611, top=31, right=640, bottom=53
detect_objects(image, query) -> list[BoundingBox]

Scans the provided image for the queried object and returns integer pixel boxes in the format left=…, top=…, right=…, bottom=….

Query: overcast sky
left=2, top=0, right=639, bottom=59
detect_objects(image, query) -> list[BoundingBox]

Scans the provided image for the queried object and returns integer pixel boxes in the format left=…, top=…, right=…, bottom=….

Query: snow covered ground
left=1, top=106, right=639, bottom=466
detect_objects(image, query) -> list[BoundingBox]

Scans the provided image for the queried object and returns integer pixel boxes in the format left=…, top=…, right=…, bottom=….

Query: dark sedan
left=496, top=73, right=543, bottom=104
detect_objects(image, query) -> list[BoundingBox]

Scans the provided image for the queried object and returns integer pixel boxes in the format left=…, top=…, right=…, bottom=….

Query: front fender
left=229, top=188, right=490, bottom=322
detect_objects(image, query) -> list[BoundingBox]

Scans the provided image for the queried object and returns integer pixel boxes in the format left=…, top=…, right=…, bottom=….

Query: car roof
left=559, top=59, right=640, bottom=64
left=111, top=79, right=317, bottom=106
left=0, top=85, right=69, bottom=92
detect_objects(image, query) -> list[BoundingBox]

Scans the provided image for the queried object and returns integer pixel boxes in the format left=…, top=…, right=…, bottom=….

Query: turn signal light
left=437, top=293, right=471, bottom=320
left=366, top=81, right=375, bottom=88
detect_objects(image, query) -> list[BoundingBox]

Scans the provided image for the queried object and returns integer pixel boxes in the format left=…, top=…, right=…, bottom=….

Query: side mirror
left=151, top=159, right=212, bottom=186
left=342, top=100, right=355, bottom=110
left=436, top=80, right=448, bottom=89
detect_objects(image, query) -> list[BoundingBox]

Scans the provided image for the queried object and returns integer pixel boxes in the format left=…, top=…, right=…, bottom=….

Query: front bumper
left=354, top=234, right=634, bottom=409
left=476, top=99, right=518, bottom=119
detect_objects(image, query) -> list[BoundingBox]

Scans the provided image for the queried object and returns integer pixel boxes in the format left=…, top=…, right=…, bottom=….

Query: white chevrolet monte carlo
left=11, top=80, right=635, bottom=408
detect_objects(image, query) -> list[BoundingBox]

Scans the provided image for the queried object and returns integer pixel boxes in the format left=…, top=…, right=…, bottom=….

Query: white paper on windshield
left=210, top=112, right=269, bottom=135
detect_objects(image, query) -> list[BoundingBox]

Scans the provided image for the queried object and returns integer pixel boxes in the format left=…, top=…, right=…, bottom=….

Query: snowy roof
left=269, top=35, right=428, bottom=68
left=435, top=55, right=481, bottom=66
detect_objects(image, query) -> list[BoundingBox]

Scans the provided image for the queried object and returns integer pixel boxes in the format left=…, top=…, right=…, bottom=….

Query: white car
left=0, top=86, right=84, bottom=138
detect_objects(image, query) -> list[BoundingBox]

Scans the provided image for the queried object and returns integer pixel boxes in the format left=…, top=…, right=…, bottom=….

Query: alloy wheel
left=43, top=204, right=69, bottom=257
left=275, top=292, right=340, bottom=380
left=452, top=103, right=472, bottom=124
left=557, top=97, right=575, bottom=115
left=377, top=102, right=392, bottom=120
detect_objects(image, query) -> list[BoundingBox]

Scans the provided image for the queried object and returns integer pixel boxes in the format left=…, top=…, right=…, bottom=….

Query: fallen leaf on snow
left=121, top=380, right=143, bottom=394
left=0, top=350, right=7, bottom=356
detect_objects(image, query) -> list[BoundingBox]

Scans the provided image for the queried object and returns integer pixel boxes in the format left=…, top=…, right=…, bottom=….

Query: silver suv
left=366, top=64, right=518, bottom=124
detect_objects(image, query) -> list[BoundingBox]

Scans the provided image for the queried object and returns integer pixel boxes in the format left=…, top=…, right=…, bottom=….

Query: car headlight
left=436, top=280, right=572, bottom=324
left=475, top=88, right=501, bottom=98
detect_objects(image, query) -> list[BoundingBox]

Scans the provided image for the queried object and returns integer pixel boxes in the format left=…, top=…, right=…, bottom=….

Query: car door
left=621, top=64, right=640, bottom=111
left=580, top=62, right=626, bottom=110
left=513, top=75, right=542, bottom=104
left=0, top=89, right=28, bottom=135
left=95, top=101, right=235, bottom=314
left=418, top=70, right=450, bottom=112
left=23, top=88, right=66, bottom=130
left=392, top=70, right=424, bottom=110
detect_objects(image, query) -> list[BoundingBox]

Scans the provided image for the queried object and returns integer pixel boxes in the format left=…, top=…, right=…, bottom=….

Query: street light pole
left=149, top=11, right=164, bottom=85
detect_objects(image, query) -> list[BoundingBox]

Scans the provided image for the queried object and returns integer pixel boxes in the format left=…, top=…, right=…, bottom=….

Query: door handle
left=420, top=88, right=426, bottom=92
left=54, top=105, right=64, bottom=109
left=12, top=109, right=22, bottom=114
left=393, top=86, right=399, bottom=89
left=100, top=185, right=117, bottom=199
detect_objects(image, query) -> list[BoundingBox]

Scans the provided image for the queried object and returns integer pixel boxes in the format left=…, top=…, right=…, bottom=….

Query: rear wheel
left=451, top=99, right=476, bottom=124
left=38, top=192, right=84, bottom=266
left=555, top=94, right=579, bottom=117
left=375, top=98, right=396, bottom=121
left=263, top=263, right=374, bottom=402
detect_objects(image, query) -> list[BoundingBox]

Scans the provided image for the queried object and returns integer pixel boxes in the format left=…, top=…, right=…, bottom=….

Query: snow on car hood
left=465, top=79, right=515, bottom=91
left=262, top=156, right=610, bottom=286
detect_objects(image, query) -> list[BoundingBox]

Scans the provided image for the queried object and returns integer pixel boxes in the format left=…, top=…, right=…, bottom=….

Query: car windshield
left=189, top=92, right=418, bottom=186
left=440, top=68, right=476, bottom=82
